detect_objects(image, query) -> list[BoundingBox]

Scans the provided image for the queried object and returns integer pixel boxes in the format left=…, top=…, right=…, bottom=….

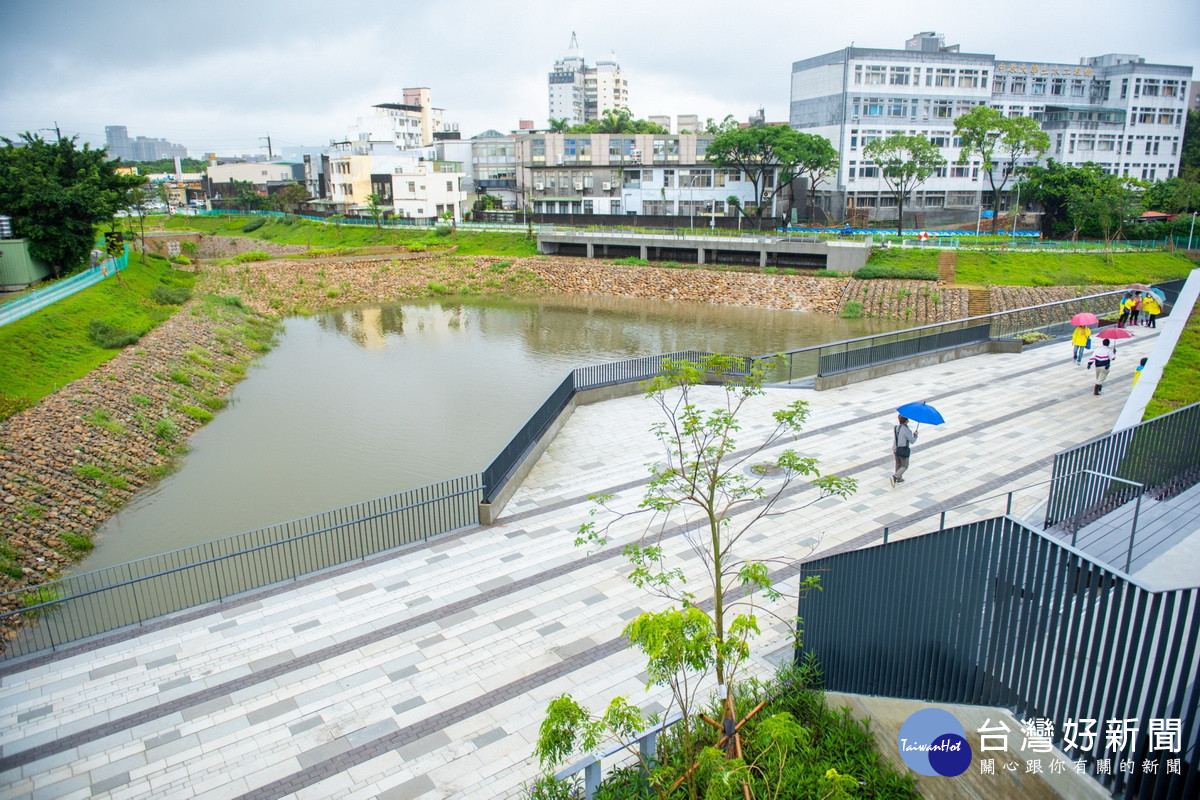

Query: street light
left=1010, top=182, right=1022, bottom=239
left=1189, top=211, right=1197, bottom=251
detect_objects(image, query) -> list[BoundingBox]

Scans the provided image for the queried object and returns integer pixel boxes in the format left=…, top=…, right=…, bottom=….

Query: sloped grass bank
left=1145, top=299, right=1200, bottom=419
left=0, top=254, right=196, bottom=419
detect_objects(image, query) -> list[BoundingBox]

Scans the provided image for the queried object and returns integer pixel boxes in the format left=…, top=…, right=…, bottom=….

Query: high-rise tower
left=547, top=33, right=629, bottom=127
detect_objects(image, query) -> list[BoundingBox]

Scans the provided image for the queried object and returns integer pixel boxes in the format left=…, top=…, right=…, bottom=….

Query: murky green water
left=84, top=294, right=899, bottom=570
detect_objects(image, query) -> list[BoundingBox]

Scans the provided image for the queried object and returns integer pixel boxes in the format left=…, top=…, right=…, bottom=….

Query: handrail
left=553, top=711, right=684, bottom=798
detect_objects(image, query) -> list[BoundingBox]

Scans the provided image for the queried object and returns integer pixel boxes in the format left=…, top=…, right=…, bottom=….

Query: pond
left=84, top=294, right=901, bottom=571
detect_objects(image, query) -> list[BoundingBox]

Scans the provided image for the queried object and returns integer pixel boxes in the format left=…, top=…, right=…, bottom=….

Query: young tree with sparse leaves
left=535, top=355, right=857, bottom=799
left=707, top=126, right=809, bottom=229
left=863, top=134, right=947, bottom=236
left=954, top=106, right=1050, bottom=232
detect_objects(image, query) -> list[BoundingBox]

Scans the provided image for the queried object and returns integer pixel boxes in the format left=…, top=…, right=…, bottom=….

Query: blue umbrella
left=1147, top=288, right=1166, bottom=304
left=896, top=402, right=945, bottom=430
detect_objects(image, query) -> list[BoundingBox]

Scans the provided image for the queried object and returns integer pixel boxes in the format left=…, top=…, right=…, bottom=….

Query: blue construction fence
left=0, top=245, right=130, bottom=329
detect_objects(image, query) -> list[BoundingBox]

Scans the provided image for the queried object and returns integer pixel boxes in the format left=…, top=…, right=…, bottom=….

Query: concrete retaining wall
left=814, top=340, right=1018, bottom=390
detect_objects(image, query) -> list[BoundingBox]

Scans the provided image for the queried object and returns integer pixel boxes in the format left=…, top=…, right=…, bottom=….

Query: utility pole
left=260, top=135, right=273, bottom=160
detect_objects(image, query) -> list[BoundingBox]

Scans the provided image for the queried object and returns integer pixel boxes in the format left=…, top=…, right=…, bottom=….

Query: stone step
left=967, top=287, right=991, bottom=317
left=937, top=250, right=957, bottom=284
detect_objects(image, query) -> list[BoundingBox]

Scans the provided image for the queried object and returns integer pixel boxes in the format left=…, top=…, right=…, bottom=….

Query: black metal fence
left=480, top=351, right=719, bottom=502
left=817, top=323, right=991, bottom=376
left=798, top=516, right=1200, bottom=800
left=0, top=475, right=482, bottom=660
left=1045, top=401, right=1200, bottom=532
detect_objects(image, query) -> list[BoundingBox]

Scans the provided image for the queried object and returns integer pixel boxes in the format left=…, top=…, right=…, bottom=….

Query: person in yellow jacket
left=1118, top=296, right=1136, bottom=328
left=1143, top=294, right=1161, bottom=328
left=1071, top=325, right=1091, bottom=363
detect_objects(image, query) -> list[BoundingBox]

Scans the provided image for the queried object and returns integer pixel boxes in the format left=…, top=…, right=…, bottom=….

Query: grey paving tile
left=143, top=655, right=177, bottom=670
left=16, top=705, right=53, bottom=723
left=291, top=619, right=320, bottom=633
left=248, top=650, right=296, bottom=673
left=335, top=584, right=376, bottom=602
left=288, top=715, right=325, bottom=736
left=90, top=771, right=129, bottom=796
left=396, top=730, right=451, bottom=761
left=87, top=658, right=137, bottom=680
left=391, top=696, right=425, bottom=715
left=536, top=621, right=565, bottom=636
left=471, top=727, right=507, bottom=748
left=377, top=774, right=436, bottom=800
left=245, top=697, right=298, bottom=726
left=296, top=737, right=354, bottom=770
left=158, top=676, right=191, bottom=692
left=346, top=718, right=399, bottom=747
left=495, top=610, right=535, bottom=629
left=208, top=620, right=237, bottom=633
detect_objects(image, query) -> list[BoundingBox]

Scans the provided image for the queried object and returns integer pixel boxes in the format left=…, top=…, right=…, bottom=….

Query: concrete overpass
left=536, top=229, right=871, bottom=272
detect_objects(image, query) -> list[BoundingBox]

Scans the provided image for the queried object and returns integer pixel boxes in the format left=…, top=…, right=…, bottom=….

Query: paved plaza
left=0, top=331, right=1166, bottom=799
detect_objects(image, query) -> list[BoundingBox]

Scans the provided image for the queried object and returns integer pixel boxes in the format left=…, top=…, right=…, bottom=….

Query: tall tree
left=1181, top=110, right=1200, bottom=173
left=274, top=183, right=309, bottom=215
left=707, top=126, right=807, bottom=229
left=365, top=192, right=385, bottom=228
left=793, top=133, right=839, bottom=223
left=0, top=133, right=142, bottom=276
left=954, top=106, right=1050, bottom=232
left=1020, top=159, right=1116, bottom=237
left=862, top=133, right=947, bottom=236
left=1067, top=174, right=1142, bottom=259
left=547, top=117, right=571, bottom=133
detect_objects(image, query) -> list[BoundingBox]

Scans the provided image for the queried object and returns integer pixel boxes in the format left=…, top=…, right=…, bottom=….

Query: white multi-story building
left=516, top=133, right=775, bottom=220
left=547, top=33, right=629, bottom=127
left=790, top=32, right=1193, bottom=222
left=345, top=88, right=445, bottom=150
left=324, top=142, right=466, bottom=222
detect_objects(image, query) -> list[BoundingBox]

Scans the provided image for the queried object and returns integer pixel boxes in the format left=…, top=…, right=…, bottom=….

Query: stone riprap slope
left=989, top=284, right=1118, bottom=313
left=200, top=253, right=852, bottom=317
left=0, top=301, right=276, bottom=644
left=839, top=279, right=969, bottom=322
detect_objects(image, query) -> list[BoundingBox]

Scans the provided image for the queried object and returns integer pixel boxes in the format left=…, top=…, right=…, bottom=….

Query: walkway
left=0, top=332, right=1165, bottom=800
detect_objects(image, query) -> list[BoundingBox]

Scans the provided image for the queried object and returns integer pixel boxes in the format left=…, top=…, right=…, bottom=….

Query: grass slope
left=1145, top=299, right=1200, bottom=419
left=862, top=246, right=1195, bottom=286
left=164, top=215, right=540, bottom=257
left=0, top=254, right=195, bottom=415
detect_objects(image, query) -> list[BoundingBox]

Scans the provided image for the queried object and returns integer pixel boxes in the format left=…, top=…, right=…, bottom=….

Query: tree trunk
left=897, top=196, right=904, bottom=238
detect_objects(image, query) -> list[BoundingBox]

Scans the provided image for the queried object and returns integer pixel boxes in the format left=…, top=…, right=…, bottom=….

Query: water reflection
left=85, top=295, right=899, bottom=570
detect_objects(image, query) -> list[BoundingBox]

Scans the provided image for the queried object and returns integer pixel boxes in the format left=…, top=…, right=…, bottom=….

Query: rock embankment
left=0, top=300, right=276, bottom=644
left=199, top=253, right=852, bottom=317
left=989, top=285, right=1119, bottom=313
left=840, top=279, right=969, bottom=323
left=196, top=235, right=308, bottom=259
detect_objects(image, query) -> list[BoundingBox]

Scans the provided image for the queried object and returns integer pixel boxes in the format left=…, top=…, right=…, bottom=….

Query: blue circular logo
left=897, top=708, right=972, bottom=776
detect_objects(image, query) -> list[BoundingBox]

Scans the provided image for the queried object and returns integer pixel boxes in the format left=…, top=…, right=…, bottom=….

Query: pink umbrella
left=1071, top=312, right=1099, bottom=326
left=1099, top=327, right=1135, bottom=340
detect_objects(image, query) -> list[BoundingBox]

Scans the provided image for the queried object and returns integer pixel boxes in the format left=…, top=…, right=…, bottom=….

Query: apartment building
left=324, top=142, right=466, bottom=222
left=547, top=33, right=630, bottom=127
left=515, top=133, right=775, bottom=220
left=790, top=32, right=1193, bottom=222
left=346, top=88, right=445, bottom=150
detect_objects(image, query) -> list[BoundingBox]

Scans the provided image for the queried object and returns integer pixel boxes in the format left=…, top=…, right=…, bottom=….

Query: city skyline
left=2, top=0, right=1198, bottom=158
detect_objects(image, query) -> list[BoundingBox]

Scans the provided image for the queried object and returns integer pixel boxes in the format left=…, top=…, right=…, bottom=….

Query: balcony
left=476, top=179, right=516, bottom=189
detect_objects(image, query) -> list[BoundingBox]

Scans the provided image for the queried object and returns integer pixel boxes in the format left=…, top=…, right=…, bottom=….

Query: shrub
left=408, top=244, right=426, bottom=252
left=1031, top=275, right=1054, bottom=286
left=853, top=264, right=938, bottom=280
left=233, top=250, right=271, bottom=263
left=0, top=394, right=35, bottom=421
left=242, top=217, right=266, bottom=232
left=839, top=301, right=864, bottom=319
left=180, top=241, right=198, bottom=256
left=151, top=285, right=192, bottom=305
left=176, top=404, right=214, bottom=422
left=88, top=320, right=140, bottom=349
left=155, top=417, right=180, bottom=442
left=146, top=252, right=168, bottom=263
left=612, top=256, right=649, bottom=266
left=60, top=532, right=94, bottom=552
left=426, top=282, right=451, bottom=295
left=168, top=254, right=191, bottom=265
left=815, top=269, right=845, bottom=278
left=434, top=225, right=455, bottom=237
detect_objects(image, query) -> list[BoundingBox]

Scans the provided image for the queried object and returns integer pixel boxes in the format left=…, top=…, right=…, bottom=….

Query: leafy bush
left=242, top=217, right=266, bottom=232
left=176, top=404, right=214, bottom=422
left=151, top=285, right=192, bottom=305
left=233, top=250, right=270, bottom=263
left=0, top=393, right=34, bottom=421
left=146, top=251, right=168, bottom=263
left=839, top=300, right=864, bottom=319
left=88, top=320, right=140, bottom=349
left=815, top=269, right=845, bottom=278
left=434, top=225, right=455, bottom=237
left=426, top=282, right=452, bottom=295
left=180, top=241, right=198, bottom=256
left=60, top=532, right=94, bottom=552
left=407, top=243, right=426, bottom=252
left=155, top=417, right=180, bottom=442
left=853, top=264, right=939, bottom=280
left=1031, top=275, right=1054, bottom=286
left=612, top=257, right=649, bottom=266
left=168, top=254, right=191, bottom=265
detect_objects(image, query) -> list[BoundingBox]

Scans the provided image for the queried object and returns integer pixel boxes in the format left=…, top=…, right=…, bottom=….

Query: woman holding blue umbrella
left=890, top=402, right=945, bottom=487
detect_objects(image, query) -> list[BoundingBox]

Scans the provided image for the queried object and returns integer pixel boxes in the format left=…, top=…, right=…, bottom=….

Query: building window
left=866, top=65, right=886, bottom=84
left=1010, top=78, right=1026, bottom=94
left=889, top=67, right=911, bottom=86
left=663, top=169, right=675, bottom=188
left=1051, top=78, right=1065, bottom=96
left=865, top=99, right=884, bottom=116
left=859, top=165, right=878, bottom=178
left=1032, top=78, right=1046, bottom=95
left=994, top=76, right=1006, bottom=93
left=933, top=101, right=953, bottom=118
left=888, top=100, right=907, bottom=117
left=959, top=69, right=980, bottom=88
left=1071, top=80, right=1085, bottom=97
left=935, top=68, right=955, bottom=87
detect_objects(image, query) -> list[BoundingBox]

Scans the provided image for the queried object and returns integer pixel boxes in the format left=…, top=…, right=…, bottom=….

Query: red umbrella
left=1099, top=328, right=1135, bottom=340
left=1071, top=312, right=1099, bottom=326
left=1128, top=283, right=1151, bottom=291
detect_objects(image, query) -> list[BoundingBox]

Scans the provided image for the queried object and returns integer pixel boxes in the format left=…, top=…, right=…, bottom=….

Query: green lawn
left=163, top=215, right=540, bottom=257
left=0, top=254, right=195, bottom=417
left=1145, top=299, right=1200, bottom=419
left=862, top=246, right=1195, bottom=286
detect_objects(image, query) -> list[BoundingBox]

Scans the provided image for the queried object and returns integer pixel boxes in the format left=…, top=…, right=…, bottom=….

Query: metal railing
left=0, top=246, right=129, bottom=328
left=481, top=351, right=721, bottom=502
left=0, top=475, right=482, bottom=660
left=756, top=283, right=1183, bottom=384
left=798, top=515, right=1200, bottom=800
left=1045, top=400, right=1200, bottom=531
left=553, top=712, right=683, bottom=799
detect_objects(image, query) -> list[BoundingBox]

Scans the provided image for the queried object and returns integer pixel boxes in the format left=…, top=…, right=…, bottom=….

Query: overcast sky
left=2, top=0, right=1197, bottom=159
